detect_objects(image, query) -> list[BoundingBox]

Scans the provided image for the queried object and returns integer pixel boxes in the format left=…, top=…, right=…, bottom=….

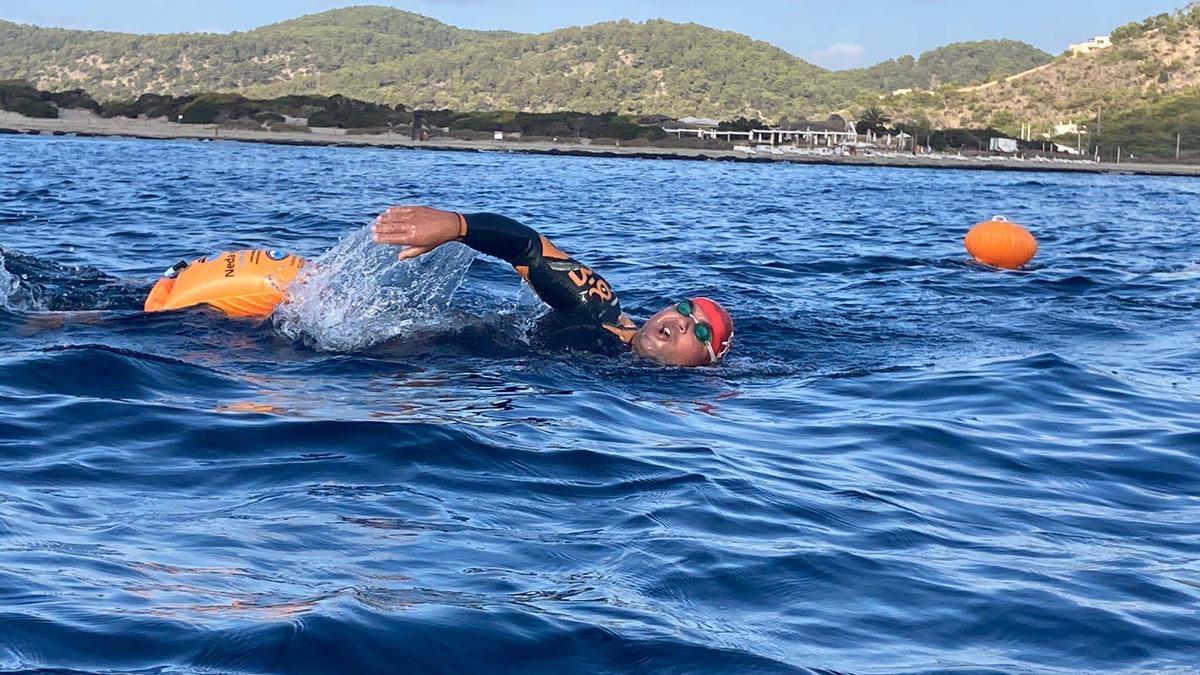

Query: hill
left=1100, top=87, right=1200, bottom=157
left=241, top=19, right=846, bottom=119
left=842, top=40, right=1053, bottom=93
left=0, top=6, right=1054, bottom=120
left=242, top=27, right=1052, bottom=119
left=882, top=8, right=1200, bottom=143
left=0, top=6, right=514, bottom=99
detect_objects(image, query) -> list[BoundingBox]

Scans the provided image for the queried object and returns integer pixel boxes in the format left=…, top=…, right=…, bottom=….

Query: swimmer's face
left=632, top=304, right=714, bottom=367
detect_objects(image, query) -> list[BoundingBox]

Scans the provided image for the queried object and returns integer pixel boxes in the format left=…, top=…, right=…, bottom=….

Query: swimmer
left=372, top=206, right=734, bottom=367
left=5, top=208, right=735, bottom=367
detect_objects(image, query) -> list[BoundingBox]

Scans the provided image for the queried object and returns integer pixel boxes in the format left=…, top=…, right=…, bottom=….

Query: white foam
left=1149, top=261, right=1200, bottom=280
left=273, top=223, right=477, bottom=352
left=0, top=251, right=17, bottom=308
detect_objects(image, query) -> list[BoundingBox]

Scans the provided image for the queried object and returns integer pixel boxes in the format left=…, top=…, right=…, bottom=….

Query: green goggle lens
left=676, top=301, right=714, bottom=344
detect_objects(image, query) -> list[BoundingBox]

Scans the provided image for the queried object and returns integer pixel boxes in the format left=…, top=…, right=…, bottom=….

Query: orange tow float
left=965, top=216, right=1038, bottom=269
left=144, top=249, right=306, bottom=318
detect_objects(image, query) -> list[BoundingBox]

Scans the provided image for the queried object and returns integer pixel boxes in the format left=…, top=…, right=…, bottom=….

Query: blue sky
left=0, top=0, right=1187, bottom=69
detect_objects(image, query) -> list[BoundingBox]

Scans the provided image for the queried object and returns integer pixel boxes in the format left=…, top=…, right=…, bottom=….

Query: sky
left=0, top=0, right=1188, bottom=69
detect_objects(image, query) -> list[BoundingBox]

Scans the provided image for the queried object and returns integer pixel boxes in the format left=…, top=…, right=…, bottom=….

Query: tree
left=857, top=106, right=892, bottom=132
left=718, top=116, right=761, bottom=132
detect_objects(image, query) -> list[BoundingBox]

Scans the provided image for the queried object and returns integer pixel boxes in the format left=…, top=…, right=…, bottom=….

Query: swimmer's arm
left=371, top=206, right=546, bottom=267
left=459, top=212, right=561, bottom=272
left=372, top=206, right=620, bottom=317
left=459, top=213, right=541, bottom=264
left=459, top=213, right=625, bottom=322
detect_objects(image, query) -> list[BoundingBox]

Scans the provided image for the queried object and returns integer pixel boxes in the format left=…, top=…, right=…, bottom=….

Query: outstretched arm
left=373, top=206, right=623, bottom=322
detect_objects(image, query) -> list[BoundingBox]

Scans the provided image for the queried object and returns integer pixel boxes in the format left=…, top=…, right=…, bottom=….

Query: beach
left=3, top=110, right=1198, bottom=177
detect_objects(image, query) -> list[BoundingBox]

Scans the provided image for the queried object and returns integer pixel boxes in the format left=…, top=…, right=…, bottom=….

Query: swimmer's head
left=632, top=297, right=734, bottom=367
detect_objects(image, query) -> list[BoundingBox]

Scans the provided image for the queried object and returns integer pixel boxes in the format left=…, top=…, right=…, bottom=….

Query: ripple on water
left=1, top=134, right=1199, bottom=673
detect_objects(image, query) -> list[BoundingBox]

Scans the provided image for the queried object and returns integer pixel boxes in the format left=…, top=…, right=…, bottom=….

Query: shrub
left=0, top=80, right=59, bottom=118
left=1111, top=22, right=1144, bottom=44
left=1138, top=61, right=1163, bottom=79
left=46, top=89, right=100, bottom=113
left=8, top=96, right=58, bottom=118
left=719, top=116, right=764, bottom=132
left=344, top=108, right=390, bottom=128
left=306, top=110, right=336, bottom=127
left=99, top=102, right=136, bottom=118
left=268, top=123, right=311, bottom=133
left=179, top=93, right=252, bottom=123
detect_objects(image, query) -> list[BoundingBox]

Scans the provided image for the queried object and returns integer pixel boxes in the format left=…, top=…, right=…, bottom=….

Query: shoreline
left=3, top=111, right=1199, bottom=178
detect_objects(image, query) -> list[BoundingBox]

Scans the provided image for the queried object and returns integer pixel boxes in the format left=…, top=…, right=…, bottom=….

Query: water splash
left=274, top=224, right=476, bottom=351
left=0, top=250, right=15, bottom=308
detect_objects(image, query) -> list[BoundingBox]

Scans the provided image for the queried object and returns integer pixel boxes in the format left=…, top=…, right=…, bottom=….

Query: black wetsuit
left=461, top=213, right=631, bottom=356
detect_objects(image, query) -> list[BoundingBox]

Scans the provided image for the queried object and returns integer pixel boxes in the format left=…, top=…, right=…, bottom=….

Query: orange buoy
left=144, top=249, right=306, bottom=317
left=965, top=216, right=1038, bottom=269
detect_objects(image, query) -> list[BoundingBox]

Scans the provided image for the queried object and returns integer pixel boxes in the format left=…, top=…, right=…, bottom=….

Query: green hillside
left=0, top=6, right=514, bottom=99
left=0, top=6, right=1058, bottom=120
left=1099, top=86, right=1200, bottom=158
left=842, top=39, right=1053, bottom=93
left=243, top=19, right=846, bottom=119
left=878, top=6, right=1200, bottom=151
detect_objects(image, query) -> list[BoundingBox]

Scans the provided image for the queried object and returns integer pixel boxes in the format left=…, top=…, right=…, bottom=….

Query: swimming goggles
left=676, top=300, right=718, bottom=363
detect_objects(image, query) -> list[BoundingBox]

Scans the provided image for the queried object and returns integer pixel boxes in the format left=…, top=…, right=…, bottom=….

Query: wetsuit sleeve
left=460, top=213, right=541, bottom=265
left=461, top=212, right=623, bottom=324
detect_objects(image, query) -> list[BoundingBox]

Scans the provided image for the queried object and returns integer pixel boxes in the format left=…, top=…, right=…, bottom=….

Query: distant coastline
left=4, top=111, right=1198, bottom=178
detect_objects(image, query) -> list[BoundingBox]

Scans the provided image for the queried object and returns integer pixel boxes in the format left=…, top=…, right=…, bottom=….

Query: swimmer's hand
left=371, top=205, right=465, bottom=261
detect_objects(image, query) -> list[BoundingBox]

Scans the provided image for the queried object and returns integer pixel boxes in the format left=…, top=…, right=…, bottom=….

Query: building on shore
left=663, top=114, right=859, bottom=146
left=750, top=115, right=858, bottom=147
left=661, top=113, right=917, bottom=152
left=1053, top=122, right=1087, bottom=136
left=989, top=137, right=1020, bottom=154
left=675, top=116, right=721, bottom=129
left=861, top=128, right=913, bottom=152
left=661, top=126, right=751, bottom=142
left=1068, top=36, right=1112, bottom=55
left=662, top=116, right=751, bottom=141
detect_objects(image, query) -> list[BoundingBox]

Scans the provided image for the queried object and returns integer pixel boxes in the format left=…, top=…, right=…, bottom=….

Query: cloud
left=809, top=42, right=867, bottom=70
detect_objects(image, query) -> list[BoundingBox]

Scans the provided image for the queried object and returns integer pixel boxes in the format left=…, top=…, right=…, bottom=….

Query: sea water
left=1, top=134, right=1199, bottom=673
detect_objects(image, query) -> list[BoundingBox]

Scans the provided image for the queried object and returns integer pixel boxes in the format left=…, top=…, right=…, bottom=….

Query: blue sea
left=1, top=134, right=1199, bottom=674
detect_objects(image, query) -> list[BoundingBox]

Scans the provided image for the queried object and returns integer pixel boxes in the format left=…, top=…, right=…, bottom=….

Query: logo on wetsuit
left=568, top=266, right=614, bottom=303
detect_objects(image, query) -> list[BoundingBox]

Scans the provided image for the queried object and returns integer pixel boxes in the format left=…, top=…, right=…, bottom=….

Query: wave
left=7, top=136, right=1200, bottom=673
left=0, top=247, right=145, bottom=312
left=0, top=344, right=250, bottom=402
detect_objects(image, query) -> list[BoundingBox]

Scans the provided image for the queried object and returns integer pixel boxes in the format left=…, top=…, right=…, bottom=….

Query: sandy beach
left=3, top=110, right=1198, bottom=177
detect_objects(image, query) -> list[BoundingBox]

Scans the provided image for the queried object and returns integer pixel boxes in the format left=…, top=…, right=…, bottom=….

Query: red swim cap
left=690, top=297, right=734, bottom=362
